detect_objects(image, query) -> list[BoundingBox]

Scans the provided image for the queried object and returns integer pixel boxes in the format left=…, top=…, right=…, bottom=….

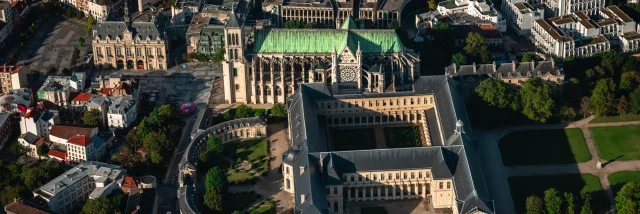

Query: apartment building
left=532, top=6, right=635, bottom=57
left=0, top=113, right=11, bottom=146
left=437, top=0, right=507, bottom=32
left=37, top=76, right=74, bottom=108
left=107, top=95, right=137, bottom=131
left=18, top=132, right=49, bottom=159
left=0, top=65, right=26, bottom=94
left=61, top=0, right=121, bottom=20
left=501, top=1, right=544, bottom=35
left=19, top=108, right=59, bottom=138
left=48, top=125, right=106, bottom=162
left=32, top=162, right=124, bottom=214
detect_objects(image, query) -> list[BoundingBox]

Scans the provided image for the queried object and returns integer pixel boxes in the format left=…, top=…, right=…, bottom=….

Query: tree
left=235, top=104, right=250, bottom=118
left=630, top=88, right=640, bottom=114
left=618, top=96, right=630, bottom=115
left=580, top=97, right=592, bottom=118
left=388, top=20, right=399, bottom=29
left=82, top=197, right=114, bottom=214
left=526, top=195, right=545, bottom=214
left=622, top=58, right=640, bottom=73
left=563, top=78, right=582, bottom=103
left=213, top=48, right=225, bottom=62
left=560, top=105, right=577, bottom=122
left=615, top=182, right=640, bottom=214
left=475, top=79, right=514, bottom=109
left=428, top=0, right=437, bottom=10
left=223, top=110, right=234, bottom=120
left=580, top=194, right=593, bottom=214
left=205, top=167, right=226, bottom=191
left=565, top=192, right=576, bottom=214
left=620, top=72, right=640, bottom=93
left=71, top=47, right=80, bottom=65
left=207, top=135, right=223, bottom=153
left=46, top=66, right=57, bottom=74
left=78, top=37, right=85, bottom=48
left=126, top=128, right=141, bottom=148
left=204, top=188, right=224, bottom=211
left=10, top=143, right=29, bottom=157
left=284, top=20, right=312, bottom=29
left=76, top=11, right=85, bottom=19
left=544, top=188, right=563, bottom=214
left=522, top=53, right=535, bottom=62
left=84, top=16, right=97, bottom=34
left=36, top=144, right=49, bottom=160
left=83, top=109, right=100, bottom=126
left=520, top=78, right=554, bottom=123
left=271, top=103, right=287, bottom=118
left=590, top=78, right=617, bottom=116
left=599, top=51, right=623, bottom=75
left=142, top=131, right=172, bottom=164
left=65, top=8, right=74, bottom=18
left=158, top=104, right=176, bottom=127
left=464, top=32, right=491, bottom=63
left=452, top=53, right=467, bottom=65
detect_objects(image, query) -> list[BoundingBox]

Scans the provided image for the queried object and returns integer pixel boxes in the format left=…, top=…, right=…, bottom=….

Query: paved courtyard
left=7, top=15, right=91, bottom=74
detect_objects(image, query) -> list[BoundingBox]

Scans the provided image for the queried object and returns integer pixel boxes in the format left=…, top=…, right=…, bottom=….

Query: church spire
left=356, top=41, right=361, bottom=56
left=124, top=0, right=130, bottom=25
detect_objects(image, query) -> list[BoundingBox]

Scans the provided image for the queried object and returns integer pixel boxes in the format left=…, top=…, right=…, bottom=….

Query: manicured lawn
left=224, top=139, right=269, bottom=173
left=384, top=126, right=421, bottom=148
left=227, top=170, right=255, bottom=184
left=499, top=128, right=591, bottom=165
left=249, top=205, right=275, bottom=214
left=590, top=125, right=640, bottom=160
left=607, top=171, right=640, bottom=194
left=590, top=114, right=640, bottom=123
left=508, top=174, right=606, bottom=213
left=333, top=128, right=376, bottom=151
left=224, top=192, right=261, bottom=213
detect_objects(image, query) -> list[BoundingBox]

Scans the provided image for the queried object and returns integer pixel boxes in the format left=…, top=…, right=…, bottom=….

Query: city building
left=532, top=6, right=635, bottom=58
left=71, top=92, right=96, bottom=112
left=107, top=94, right=137, bottom=131
left=0, top=2, right=26, bottom=49
left=92, top=10, right=168, bottom=70
left=621, top=32, right=640, bottom=52
left=172, top=0, right=204, bottom=24
left=37, top=76, right=74, bottom=108
left=49, top=125, right=103, bottom=161
left=60, top=0, right=122, bottom=21
left=4, top=198, right=54, bottom=214
left=32, top=162, right=124, bottom=214
left=88, top=96, right=110, bottom=129
left=0, top=65, right=26, bottom=93
left=501, top=1, right=544, bottom=35
left=18, top=132, right=49, bottom=159
left=453, top=24, right=503, bottom=47
left=124, top=175, right=158, bottom=214
left=19, top=108, right=59, bottom=138
left=436, top=0, right=506, bottom=32
left=185, top=11, right=226, bottom=55
left=0, top=113, right=11, bottom=146
left=280, top=75, right=495, bottom=213
left=222, top=16, right=420, bottom=104
left=445, top=59, right=565, bottom=96
left=0, top=88, right=33, bottom=115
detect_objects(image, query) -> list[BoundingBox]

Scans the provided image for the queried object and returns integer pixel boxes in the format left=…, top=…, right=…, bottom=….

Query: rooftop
left=576, top=36, right=608, bottom=47
left=608, top=5, right=633, bottom=22
left=0, top=65, right=22, bottom=74
left=4, top=198, right=53, bottom=214
left=39, top=76, right=70, bottom=92
left=108, top=95, right=135, bottom=113
left=50, top=125, right=96, bottom=140
left=72, top=93, right=94, bottom=102
left=34, top=162, right=122, bottom=199
left=622, top=32, right=640, bottom=40
left=67, top=135, right=93, bottom=147
left=535, top=19, right=572, bottom=42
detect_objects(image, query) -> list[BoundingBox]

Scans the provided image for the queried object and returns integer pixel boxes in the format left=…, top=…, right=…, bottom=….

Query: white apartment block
left=19, top=108, right=59, bottom=138
left=107, top=95, right=137, bottom=131
left=543, top=0, right=605, bottom=17
left=437, top=0, right=507, bottom=32
left=49, top=125, right=102, bottom=161
left=37, top=76, right=76, bottom=108
left=32, top=162, right=124, bottom=214
left=502, top=1, right=544, bottom=35
left=621, top=32, right=640, bottom=52
left=60, top=0, right=120, bottom=21
left=532, top=6, right=635, bottom=58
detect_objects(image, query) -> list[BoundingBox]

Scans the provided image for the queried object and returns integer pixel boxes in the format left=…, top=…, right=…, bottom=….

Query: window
left=106, top=47, right=112, bottom=56
left=96, top=47, right=102, bottom=56
left=439, top=182, right=443, bottom=189
left=396, top=173, right=400, bottom=180
left=373, top=174, right=377, bottom=181
left=286, top=179, right=291, bottom=189
left=411, top=172, right=415, bottom=179
left=334, top=187, right=338, bottom=194
left=388, top=173, right=392, bottom=180
left=233, top=68, right=237, bottom=77
left=358, top=176, right=362, bottom=182
left=116, top=47, right=123, bottom=56
left=235, top=84, right=240, bottom=91
left=403, top=173, right=407, bottom=179
left=125, top=48, right=132, bottom=56
left=156, top=48, right=162, bottom=56
left=365, top=175, right=369, bottom=181
left=326, top=188, right=330, bottom=194
left=351, top=176, right=355, bottom=182
left=135, top=47, right=141, bottom=56
left=447, top=182, right=451, bottom=189
left=419, top=172, right=423, bottom=179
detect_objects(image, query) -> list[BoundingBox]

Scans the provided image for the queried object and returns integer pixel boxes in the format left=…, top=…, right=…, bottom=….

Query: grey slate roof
left=284, top=75, right=495, bottom=214
left=445, top=60, right=563, bottom=79
left=94, top=21, right=164, bottom=41
left=21, top=132, right=40, bottom=145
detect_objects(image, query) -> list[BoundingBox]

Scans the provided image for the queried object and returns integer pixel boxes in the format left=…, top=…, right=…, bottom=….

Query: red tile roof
left=50, top=125, right=95, bottom=140
left=0, top=65, right=22, bottom=74
left=34, top=138, right=48, bottom=146
left=23, top=108, right=39, bottom=119
left=121, top=176, right=138, bottom=189
left=4, top=199, right=53, bottom=214
left=101, top=88, right=114, bottom=96
left=48, top=149, right=67, bottom=160
left=72, top=93, right=94, bottom=102
left=67, top=135, right=92, bottom=147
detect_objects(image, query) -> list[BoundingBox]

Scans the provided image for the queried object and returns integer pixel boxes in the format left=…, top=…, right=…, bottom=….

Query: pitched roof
left=72, top=93, right=94, bottom=102
left=226, top=11, right=240, bottom=28
left=50, top=125, right=95, bottom=140
left=341, top=17, right=358, bottom=30
left=253, top=29, right=403, bottom=53
left=94, top=21, right=163, bottom=41
left=4, top=198, right=54, bottom=214
left=48, top=149, right=67, bottom=159
left=67, top=135, right=93, bottom=147
left=121, top=176, right=138, bottom=189
left=35, top=138, right=48, bottom=146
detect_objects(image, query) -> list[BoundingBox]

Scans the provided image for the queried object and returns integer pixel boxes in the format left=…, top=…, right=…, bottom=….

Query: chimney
left=551, top=57, right=555, bottom=68
left=452, top=63, right=457, bottom=74
left=512, top=60, right=516, bottom=72
left=531, top=59, right=535, bottom=71
left=472, top=62, right=476, bottom=73
left=493, top=61, right=497, bottom=72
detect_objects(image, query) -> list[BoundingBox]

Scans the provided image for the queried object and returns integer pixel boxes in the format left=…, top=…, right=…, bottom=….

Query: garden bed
left=384, top=126, right=421, bottom=148
left=332, top=128, right=376, bottom=151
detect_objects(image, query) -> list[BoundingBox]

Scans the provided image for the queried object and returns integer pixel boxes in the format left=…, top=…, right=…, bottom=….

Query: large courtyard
left=331, top=125, right=424, bottom=151
left=590, top=125, right=640, bottom=161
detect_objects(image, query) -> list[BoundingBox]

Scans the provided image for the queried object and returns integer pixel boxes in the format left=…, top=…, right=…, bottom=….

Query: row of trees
left=475, top=77, right=555, bottom=123
left=221, top=103, right=287, bottom=121
left=0, top=161, right=67, bottom=208
left=204, top=135, right=227, bottom=211
left=525, top=188, right=592, bottom=214
left=182, top=48, right=225, bottom=63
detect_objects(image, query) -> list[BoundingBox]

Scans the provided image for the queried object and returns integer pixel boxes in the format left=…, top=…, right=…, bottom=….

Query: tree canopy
left=204, top=188, right=224, bottom=211
left=522, top=53, right=535, bottom=62
left=83, top=109, right=100, bottom=127
left=452, top=53, right=467, bottom=65
left=615, top=182, right=640, bottom=214
left=283, top=20, right=313, bottom=29
left=519, top=78, right=554, bottom=123
left=235, top=104, right=250, bottom=119
left=475, top=79, right=515, bottom=109
left=271, top=103, right=287, bottom=118
left=526, top=195, right=545, bottom=214
left=205, top=167, right=226, bottom=191
left=207, top=135, right=223, bottom=153
left=142, top=131, right=173, bottom=164
left=591, top=78, right=617, bottom=116
left=81, top=197, right=114, bottom=214
left=544, top=188, right=563, bottom=214
left=463, top=32, right=491, bottom=63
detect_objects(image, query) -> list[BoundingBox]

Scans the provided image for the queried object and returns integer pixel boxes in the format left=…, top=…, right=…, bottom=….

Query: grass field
left=333, top=128, right=376, bottom=151
left=224, top=139, right=269, bottom=182
left=508, top=174, right=606, bottom=213
left=499, top=128, right=591, bottom=165
left=385, top=126, right=421, bottom=148
left=607, top=171, right=640, bottom=194
left=227, top=171, right=255, bottom=184
left=590, top=114, right=640, bottom=123
left=590, top=125, right=640, bottom=160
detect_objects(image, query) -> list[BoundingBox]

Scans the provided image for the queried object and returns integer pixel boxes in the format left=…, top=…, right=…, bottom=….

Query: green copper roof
left=253, top=29, right=403, bottom=54
left=341, top=17, right=358, bottom=30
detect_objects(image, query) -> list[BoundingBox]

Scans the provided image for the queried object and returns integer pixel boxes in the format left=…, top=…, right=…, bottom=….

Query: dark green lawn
left=590, top=114, right=640, bottom=123
left=607, top=171, right=640, bottom=194
left=590, top=125, right=640, bottom=161
left=508, top=174, right=606, bottom=213
left=360, top=207, right=387, bottom=214
left=499, top=128, right=591, bottom=165
left=333, top=128, right=376, bottom=151
left=384, top=126, right=421, bottom=148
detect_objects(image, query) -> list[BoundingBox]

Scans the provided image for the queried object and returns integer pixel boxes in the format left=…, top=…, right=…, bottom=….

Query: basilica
left=222, top=15, right=420, bottom=104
